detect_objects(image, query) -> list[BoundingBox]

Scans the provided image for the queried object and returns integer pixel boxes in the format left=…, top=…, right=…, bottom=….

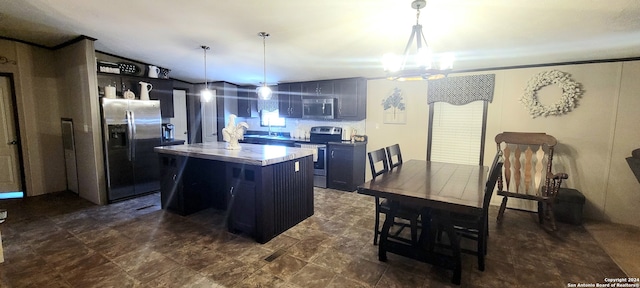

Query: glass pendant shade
left=257, top=32, right=272, bottom=100
left=201, top=45, right=212, bottom=102
left=256, top=85, right=272, bottom=100
left=201, top=88, right=213, bottom=102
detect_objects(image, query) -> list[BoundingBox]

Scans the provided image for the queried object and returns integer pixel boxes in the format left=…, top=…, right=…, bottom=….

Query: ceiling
left=1, top=0, right=640, bottom=85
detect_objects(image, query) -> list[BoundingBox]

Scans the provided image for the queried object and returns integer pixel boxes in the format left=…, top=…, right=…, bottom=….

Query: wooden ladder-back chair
left=368, top=148, right=421, bottom=245
left=435, top=152, right=503, bottom=271
left=386, top=144, right=403, bottom=170
left=495, top=132, right=569, bottom=230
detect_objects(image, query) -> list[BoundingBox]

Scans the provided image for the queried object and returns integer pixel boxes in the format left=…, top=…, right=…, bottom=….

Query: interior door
left=170, top=89, right=188, bottom=141
left=201, top=90, right=218, bottom=143
left=0, top=76, right=22, bottom=194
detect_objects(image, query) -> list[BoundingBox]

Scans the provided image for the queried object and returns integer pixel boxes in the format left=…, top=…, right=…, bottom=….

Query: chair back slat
left=386, top=144, right=403, bottom=170
left=535, top=146, right=545, bottom=191
left=503, top=145, right=511, bottom=191
left=496, top=132, right=556, bottom=196
left=368, top=148, right=389, bottom=179
left=514, top=145, right=522, bottom=193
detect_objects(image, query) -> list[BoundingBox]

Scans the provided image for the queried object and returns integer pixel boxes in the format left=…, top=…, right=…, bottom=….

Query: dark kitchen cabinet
left=277, top=83, right=302, bottom=118
left=334, top=78, right=367, bottom=121
left=237, top=85, right=259, bottom=118
left=226, top=163, right=257, bottom=234
left=97, top=73, right=174, bottom=117
left=327, top=142, right=366, bottom=191
left=301, top=80, right=334, bottom=97
left=159, top=154, right=226, bottom=215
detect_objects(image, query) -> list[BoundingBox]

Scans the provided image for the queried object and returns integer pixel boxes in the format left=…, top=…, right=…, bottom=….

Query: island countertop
left=154, top=142, right=314, bottom=166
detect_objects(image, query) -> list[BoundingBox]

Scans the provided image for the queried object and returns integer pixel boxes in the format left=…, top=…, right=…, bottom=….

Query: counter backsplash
left=238, top=117, right=365, bottom=139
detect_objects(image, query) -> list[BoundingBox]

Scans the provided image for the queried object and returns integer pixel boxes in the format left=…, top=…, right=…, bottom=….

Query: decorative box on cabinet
left=327, top=142, right=366, bottom=191
left=238, top=85, right=259, bottom=118
left=277, top=83, right=302, bottom=118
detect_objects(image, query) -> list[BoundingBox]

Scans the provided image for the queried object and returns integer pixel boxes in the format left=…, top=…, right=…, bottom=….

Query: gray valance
left=427, top=74, right=495, bottom=105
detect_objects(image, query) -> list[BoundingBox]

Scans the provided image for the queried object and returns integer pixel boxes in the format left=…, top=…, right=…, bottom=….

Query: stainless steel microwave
left=302, top=97, right=336, bottom=119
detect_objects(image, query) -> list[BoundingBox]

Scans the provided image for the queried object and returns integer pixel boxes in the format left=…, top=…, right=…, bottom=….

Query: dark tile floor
left=0, top=188, right=628, bottom=288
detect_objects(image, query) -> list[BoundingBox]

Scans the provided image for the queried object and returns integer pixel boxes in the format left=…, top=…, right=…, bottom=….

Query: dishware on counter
left=105, top=85, right=116, bottom=99
left=162, top=123, right=175, bottom=140
left=147, top=65, right=160, bottom=78
left=139, top=81, right=153, bottom=100
left=124, top=89, right=135, bottom=99
left=160, top=68, right=171, bottom=79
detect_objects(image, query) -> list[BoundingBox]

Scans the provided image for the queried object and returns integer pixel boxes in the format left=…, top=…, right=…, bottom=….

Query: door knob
left=8, top=140, right=18, bottom=145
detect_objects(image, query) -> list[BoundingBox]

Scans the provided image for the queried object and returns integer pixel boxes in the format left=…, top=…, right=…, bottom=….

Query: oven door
left=314, top=145, right=327, bottom=176
left=295, top=143, right=326, bottom=176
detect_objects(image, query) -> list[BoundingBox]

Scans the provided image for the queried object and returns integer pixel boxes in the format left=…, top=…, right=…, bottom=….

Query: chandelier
left=382, top=0, right=454, bottom=81
left=256, top=32, right=272, bottom=100
left=200, top=45, right=214, bottom=102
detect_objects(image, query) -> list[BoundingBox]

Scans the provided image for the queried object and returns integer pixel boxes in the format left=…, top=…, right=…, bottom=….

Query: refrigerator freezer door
left=129, top=100, right=162, bottom=195
left=102, top=98, right=135, bottom=202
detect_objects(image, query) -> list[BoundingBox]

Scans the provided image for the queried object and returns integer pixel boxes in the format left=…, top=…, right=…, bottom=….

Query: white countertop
left=154, top=142, right=314, bottom=166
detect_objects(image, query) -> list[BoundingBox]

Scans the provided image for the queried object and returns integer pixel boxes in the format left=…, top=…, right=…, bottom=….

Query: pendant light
left=200, top=45, right=213, bottom=102
left=256, top=32, right=272, bottom=100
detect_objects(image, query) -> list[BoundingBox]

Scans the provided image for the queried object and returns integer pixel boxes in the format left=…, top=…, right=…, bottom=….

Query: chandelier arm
left=401, top=26, right=418, bottom=70
left=419, top=24, right=431, bottom=50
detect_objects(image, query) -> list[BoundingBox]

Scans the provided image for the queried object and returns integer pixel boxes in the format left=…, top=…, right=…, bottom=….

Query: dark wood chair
left=435, top=152, right=503, bottom=271
left=368, top=148, right=421, bottom=245
left=495, top=132, right=569, bottom=230
left=386, top=144, right=403, bottom=170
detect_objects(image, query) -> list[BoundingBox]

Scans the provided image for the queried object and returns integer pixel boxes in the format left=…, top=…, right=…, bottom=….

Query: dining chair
left=495, top=132, right=569, bottom=230
left=368, top=148, right=421, bottom=245
left=386, top=144, right=403, bottom=170
left=434, top=152, right=503, bottom=271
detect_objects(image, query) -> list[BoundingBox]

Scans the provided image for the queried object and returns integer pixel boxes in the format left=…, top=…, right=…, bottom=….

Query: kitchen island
left=154, top=142, right=315, bottom=243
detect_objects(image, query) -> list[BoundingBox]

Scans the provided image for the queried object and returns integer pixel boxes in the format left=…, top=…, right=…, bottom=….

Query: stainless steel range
left=295, top=126, right=342, bottom=188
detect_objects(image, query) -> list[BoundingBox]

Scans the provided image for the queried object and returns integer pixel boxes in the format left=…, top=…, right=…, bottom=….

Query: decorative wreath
left=520, top=70, right=583, bottom=118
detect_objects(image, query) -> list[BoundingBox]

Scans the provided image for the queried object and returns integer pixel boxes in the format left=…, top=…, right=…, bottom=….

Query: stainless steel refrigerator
left=101, top=98, right=162, bottom=202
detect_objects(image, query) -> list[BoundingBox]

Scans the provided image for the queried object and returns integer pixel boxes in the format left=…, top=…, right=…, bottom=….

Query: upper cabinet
left=277, top=83, right=302, bottom=118
left=279, top=78, right=366, bottom=121
left=237, top=85, right=259, bottom=118
left=333, top=78, right=367, bottom=121
left=97, top=73, right=175, bottom=118
left=301, top=80, right=334, bottom=98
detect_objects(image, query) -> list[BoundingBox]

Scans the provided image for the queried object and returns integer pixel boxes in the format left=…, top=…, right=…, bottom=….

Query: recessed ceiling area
left=1, top=0, right=640, bottom=85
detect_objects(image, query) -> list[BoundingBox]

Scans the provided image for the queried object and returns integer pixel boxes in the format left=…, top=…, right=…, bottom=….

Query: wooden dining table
left=357, top=160, right=488, bottom=285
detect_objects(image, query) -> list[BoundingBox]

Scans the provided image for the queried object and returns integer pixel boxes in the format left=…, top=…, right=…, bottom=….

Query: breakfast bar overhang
left=154, top=143, right=315, bottom=243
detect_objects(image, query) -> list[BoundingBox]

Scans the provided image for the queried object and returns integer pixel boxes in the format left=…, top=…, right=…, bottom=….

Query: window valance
left=427, top=74, right=495, bottom=105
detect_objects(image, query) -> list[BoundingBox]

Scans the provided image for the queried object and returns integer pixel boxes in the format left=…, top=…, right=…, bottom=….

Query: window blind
left=430, top=101, right=484, bottom=165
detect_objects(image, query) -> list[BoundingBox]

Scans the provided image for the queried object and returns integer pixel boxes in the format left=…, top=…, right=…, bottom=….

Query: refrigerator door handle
left=126, top=110, right=133, bottom=161
left=130, top=110, right=136, bottom=160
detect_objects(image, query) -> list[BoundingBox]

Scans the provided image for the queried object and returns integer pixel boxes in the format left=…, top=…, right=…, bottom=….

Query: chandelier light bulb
left=382, top=53, right=401, bottom=72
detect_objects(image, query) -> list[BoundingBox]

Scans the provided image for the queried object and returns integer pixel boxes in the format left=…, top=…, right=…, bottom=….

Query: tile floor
left=0, top=188, right=633, bottom=288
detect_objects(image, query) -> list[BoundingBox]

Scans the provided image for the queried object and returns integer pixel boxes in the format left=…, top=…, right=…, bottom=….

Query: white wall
left=0, top=39, right=67, bottom=196
left=365, top=61, right=640, bottom=228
